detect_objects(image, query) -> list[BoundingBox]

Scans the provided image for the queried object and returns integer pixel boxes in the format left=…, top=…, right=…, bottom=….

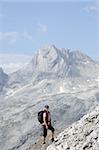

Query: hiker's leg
left=43, top=137, right=46, bottom=144
left=48, top=125, right=55, bottom=141
left=51, top=126, right=55, bottom=139
left=52, top=130, right=54, bottom=138
left=43, top=125, right=47, bottom=144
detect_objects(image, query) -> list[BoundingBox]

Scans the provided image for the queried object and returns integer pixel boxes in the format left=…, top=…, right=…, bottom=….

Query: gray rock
left=0, top=45, right=99, bottom=150
left=0, top=67, right=8, bottom=92
left=47, top=105, right=99, bottom=150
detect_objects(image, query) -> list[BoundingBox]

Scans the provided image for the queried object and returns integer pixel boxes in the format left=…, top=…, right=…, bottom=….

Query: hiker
left=42, top=105, right=55, bottom=144
left=38, top=105, right=55, bottom=144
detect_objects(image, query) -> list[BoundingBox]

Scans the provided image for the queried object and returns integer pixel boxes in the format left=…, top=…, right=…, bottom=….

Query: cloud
left=0, top=32, right=18, bottom=45
left=22, top=31, right=33, bottom=41
left=83, top=2, right=99, bottom=13
left=0, top=54, right=31, bottom=74
left=37, top=23, right=48, bottom=33
left=0, top=31, right=34, bottom=45
left=1, top=63, right=25, bottom=74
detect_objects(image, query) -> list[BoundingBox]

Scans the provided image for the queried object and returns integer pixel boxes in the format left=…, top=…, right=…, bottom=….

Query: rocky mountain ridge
left=6, top=45, right=99, bottom=91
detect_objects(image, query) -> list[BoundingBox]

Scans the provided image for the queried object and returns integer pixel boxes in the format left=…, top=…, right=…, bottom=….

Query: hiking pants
left=42, top=125, right=55, bottom=137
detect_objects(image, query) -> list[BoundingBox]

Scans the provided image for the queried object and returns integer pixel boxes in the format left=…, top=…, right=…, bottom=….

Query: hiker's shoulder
left=43, top=110, right=47, bottom=115
left=43, top=110, right=50, bottom=114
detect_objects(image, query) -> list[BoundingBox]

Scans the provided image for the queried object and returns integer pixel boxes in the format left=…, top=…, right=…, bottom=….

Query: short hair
left=45, top=105, right=49, bottom=109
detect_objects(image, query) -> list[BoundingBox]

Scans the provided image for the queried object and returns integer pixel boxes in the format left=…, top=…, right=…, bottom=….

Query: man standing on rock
left=42, top=105, right=55, bottom=144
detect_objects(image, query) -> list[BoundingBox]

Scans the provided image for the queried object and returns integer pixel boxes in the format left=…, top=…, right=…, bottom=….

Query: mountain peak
left=0, top=67, right=3, bottom=74
left=38, top=44, right=57, bottom=55
left=40, top=44, right=57, bottom=50
left=7, top=45, right=99, bottom=89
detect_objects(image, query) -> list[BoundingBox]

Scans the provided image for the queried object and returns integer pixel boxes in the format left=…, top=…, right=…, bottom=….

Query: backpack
left=38, top=111, right=44, bottom=124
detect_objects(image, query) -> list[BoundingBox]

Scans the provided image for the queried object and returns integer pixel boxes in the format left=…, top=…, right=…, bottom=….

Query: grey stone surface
left=0, top=45, right=99, bottom=150
left=47, top=105, right=99, bottom=150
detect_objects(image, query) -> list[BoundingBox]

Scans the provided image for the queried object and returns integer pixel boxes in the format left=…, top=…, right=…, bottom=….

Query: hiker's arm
left=43, top=116, right=47, bottom=125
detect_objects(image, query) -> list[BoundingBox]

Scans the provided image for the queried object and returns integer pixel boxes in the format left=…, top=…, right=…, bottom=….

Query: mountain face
left=0, top=45, right=99, bottom=150
left=1, top=86, right=99, bottom=150
left=0, top=67, right=8, bottom=92
left=7, top=45, right=99, bottom=89
left=47, top=105, right=99, bottom=150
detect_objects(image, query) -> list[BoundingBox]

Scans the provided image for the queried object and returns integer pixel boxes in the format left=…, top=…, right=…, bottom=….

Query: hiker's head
left=44, top=105, right=49, bottom=111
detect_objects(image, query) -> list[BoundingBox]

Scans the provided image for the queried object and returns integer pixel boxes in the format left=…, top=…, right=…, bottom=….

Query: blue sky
left=0, top=0, right=99, bottom=59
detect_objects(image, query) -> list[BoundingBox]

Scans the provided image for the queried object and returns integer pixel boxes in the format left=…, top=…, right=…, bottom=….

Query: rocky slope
left=0, top=45, right=99, bottom=150
left=0, top=67, right=8, bottom=92
left=0, top=78, right=99, bottom=150
left=47, top=105, right=99, bottom=150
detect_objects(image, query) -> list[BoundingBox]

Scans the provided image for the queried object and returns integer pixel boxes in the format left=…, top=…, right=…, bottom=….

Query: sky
left=0, top=0, right=99, bottom=73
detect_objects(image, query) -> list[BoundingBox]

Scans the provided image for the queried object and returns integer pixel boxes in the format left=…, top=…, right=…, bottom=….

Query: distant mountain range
left=1, top=44, right=99, bottom=93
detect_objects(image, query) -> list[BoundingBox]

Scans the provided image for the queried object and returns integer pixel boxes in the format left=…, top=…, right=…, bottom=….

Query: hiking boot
left=51, top=138, right=54, bottom=142
left=43, top=141, right=46, bottom=144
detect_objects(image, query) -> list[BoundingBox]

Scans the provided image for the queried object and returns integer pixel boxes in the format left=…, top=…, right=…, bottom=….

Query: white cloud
left=0, top=31, right=34, bottom=45
left=0, top=54, right=31, bottom=74
left=22, top=31, right=33, bottom=41
left=37, top=23, right=48, bottom=33
left=0, top=32, right=18, bottom=45
left=1, top=63, right=25, bottom=74
left=83, top=2, right=99, bottom=13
